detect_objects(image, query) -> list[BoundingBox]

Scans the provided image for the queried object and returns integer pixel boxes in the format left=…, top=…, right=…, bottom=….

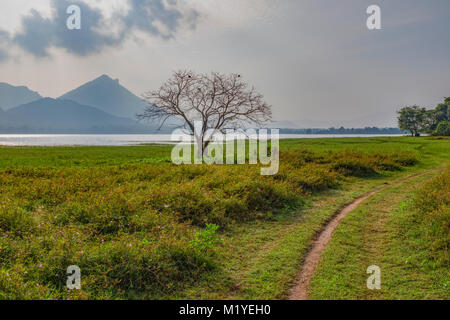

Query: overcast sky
left=0, top=0, right=449, bottom=127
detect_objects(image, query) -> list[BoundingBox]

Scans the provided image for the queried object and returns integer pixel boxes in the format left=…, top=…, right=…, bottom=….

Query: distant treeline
left=279, top=127, right=406, bottom=134
left=0, top=126, right=406, bottom=135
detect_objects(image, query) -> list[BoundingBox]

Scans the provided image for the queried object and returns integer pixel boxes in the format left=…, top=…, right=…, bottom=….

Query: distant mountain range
left=0, top=75, right=400, bottom=134
left=59, top=75, right=147, bottom=119
left=0, top=75, right=171, bottom=133
left=0, top=83, right=42, bottom=111
left=2, top=98, right=158, bottom=133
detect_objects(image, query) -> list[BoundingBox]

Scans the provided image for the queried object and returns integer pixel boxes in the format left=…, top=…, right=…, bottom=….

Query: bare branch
left=138, top=70, right=272, bottom=152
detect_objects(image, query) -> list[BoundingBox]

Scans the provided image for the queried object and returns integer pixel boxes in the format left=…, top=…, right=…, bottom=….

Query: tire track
left=288, top=171, right=430, bottom=300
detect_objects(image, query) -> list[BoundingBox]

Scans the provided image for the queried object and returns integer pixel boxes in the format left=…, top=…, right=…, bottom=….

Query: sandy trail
left=288, top=172, right=427, bottom=300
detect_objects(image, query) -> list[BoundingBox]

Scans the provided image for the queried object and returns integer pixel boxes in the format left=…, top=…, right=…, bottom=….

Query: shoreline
left=0, top=134, right=408, bottom=147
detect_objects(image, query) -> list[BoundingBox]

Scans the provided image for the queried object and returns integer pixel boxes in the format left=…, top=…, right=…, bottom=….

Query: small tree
left=397, top=106, right=432, bottom=136
left=433, top=121, right=450, bottom=136
left=431, top=98, right=450, bottom=131
left=138, top=70, right=272, bottom=154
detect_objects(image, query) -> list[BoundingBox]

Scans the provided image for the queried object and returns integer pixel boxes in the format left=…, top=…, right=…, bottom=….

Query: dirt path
left=288, top=172, right=427, bottom=300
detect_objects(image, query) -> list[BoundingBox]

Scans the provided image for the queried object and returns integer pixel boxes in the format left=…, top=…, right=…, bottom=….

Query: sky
left=0, top=0, right=449, bottom=127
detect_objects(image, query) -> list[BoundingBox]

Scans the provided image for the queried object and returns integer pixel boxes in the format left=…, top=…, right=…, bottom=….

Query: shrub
left=0, top=204, right=37, bottom=234
left=433, top=121, right=450, bottom=137
left=328, top=151, right=417, bottom=177
left=77, top=242, right=216, bottom=298
left=189, top=223, right=222, bottom=253
left=287, top=165, right=340, bottom=191
left=331, top=159, right=378, bottom=177
left=229, top=180, right=300, bottom=215
left=411, top=168, right=450, bottom=265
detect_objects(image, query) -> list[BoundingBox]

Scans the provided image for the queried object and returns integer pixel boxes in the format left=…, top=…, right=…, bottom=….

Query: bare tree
left=138, top=70, right=272, bottom=154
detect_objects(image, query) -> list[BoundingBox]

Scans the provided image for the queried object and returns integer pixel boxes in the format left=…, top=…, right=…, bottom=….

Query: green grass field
left=0, top=137, right=448, bottom=299
left=310, top=168, right=449, bottom=299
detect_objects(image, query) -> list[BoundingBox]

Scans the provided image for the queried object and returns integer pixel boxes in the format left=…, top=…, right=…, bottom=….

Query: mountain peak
left=94, top=74, right=119, bottom=85
left=58, top=75, right=146, bottom=118
left=3, top=97, right=155, bottom=133
left=0, top=82, right=42, bottom=111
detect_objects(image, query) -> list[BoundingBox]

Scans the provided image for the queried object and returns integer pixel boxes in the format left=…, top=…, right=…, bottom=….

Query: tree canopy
left=434, top=121, right=450, bottom=136
left=397, top=106, right=430, bottom=136
left=397, top=97, right=450, bottom=137
left=138, top=70, right=272, bottom=152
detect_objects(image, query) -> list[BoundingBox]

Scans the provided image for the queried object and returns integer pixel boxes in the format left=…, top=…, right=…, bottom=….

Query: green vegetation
left=432, top=98, right=450, bottom=134
left=398, top=105, right=432, bottom=136
left=412, top=168, right=449, bottom=264
left=309, top=168, right=449, bottom=300
left=0, top=137, right=448, bottom=299
left=434, top=121, right=450, bottom=137
left=398, top=97, right=450, bottom=136
left=189, top=224, right=222, bottom=253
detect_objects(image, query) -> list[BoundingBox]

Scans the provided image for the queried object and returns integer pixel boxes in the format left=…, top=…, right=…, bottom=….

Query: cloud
left=0, top=49, right=8, bottom=61
left=0, top=30, right=10, bottom=61
left=124, top=0, right=197, bottom=39
left=10, top=0, right=199, bottom=58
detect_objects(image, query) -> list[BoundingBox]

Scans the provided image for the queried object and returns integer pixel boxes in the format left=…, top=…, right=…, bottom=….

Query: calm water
left=0, top=134, right=405, bottom=147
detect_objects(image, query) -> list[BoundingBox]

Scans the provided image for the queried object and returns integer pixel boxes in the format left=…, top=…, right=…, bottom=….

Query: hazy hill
left=0, top=107, right=5, bottom=123
left=59, top=75, right=147, bottom=119
left=0, top=82, right=42, bottom=110
left=0, top=107, right=9, bottom=126
left=3, top=98, right=158, bottom=133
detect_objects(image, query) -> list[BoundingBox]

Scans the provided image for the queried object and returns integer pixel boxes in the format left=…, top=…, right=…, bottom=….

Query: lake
left=0, top=134, right=406, bottom=146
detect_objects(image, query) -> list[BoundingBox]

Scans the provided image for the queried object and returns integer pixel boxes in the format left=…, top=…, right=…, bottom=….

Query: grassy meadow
left=0, top=137, right=448, bottom=299
left=310, top=167, right=449, bottom=299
